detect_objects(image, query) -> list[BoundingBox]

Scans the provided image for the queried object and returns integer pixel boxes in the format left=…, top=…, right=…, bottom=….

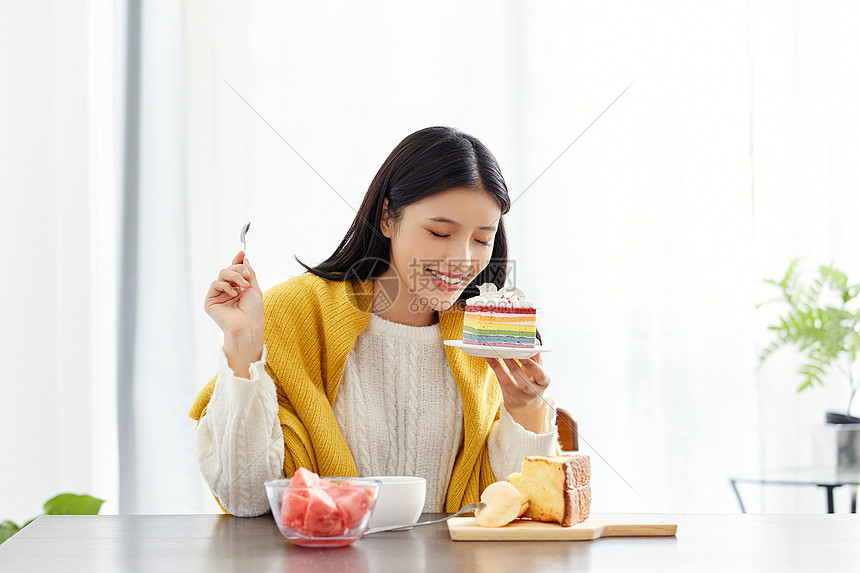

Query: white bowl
left=365, top=476, right=426, bottom=530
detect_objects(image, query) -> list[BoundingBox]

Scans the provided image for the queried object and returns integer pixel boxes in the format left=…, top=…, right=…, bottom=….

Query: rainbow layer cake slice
left=462, top=283, right=536, bottom=348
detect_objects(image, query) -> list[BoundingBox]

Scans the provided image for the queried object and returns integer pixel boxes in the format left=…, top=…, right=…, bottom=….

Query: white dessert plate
left=444, top=340, right=552, bottom=360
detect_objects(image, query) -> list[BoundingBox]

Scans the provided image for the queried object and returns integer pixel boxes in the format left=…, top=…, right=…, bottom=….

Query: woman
left=190, top=126, right=559, bottom=517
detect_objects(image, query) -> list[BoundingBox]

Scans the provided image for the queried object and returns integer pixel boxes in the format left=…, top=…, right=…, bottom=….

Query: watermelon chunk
left=302, top=489, right=345, bottom=537
left=281, top=489, right=310, bottom=530
left=329, top=486, right=374, bottom=528
left=291, top=467, right=319, bottom=489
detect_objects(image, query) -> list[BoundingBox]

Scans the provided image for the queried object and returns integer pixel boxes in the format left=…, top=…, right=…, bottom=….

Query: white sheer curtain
left=181, top=0, right=529, bottom=511
left=94, top=0, right=853, bottom=515
left=2, top=0, right=118, bottom=522
left=516, top=0, right=860, bottom=513
left=116, top=0, right=205, bottom=513
left=512, top=1, right=762, bottom=513
left=8, top=0, right=860, bottom=521
left=175, top=0, right=860, bottom=514
left=6, top=0, right=858, bottom=520
left=750, top=0, right=860, bottom=512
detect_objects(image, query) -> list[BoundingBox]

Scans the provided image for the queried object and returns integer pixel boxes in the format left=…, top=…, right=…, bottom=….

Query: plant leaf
left=759, top=258, right=859, bottom=414
left=780, top=258, right=800, bottom=288
left=43, top=493, right=105, bottom=516
left=758, top=340, right=782, bottom=364
left=0, top=520, right=21, bottom=545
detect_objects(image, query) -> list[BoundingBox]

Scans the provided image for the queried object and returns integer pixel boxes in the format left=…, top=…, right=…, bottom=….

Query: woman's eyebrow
left=426, top=216, right=497, bottom=231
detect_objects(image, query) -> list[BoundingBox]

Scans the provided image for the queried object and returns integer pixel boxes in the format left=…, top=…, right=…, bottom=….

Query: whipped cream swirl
left=466, top=283, right=535, bottom=308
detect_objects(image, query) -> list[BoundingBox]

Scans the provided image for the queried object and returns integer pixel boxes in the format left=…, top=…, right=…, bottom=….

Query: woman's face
left=379, top=187, right=502, bottom=320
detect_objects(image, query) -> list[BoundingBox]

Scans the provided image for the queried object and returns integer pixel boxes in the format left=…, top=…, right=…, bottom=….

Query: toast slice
left=507, top=455, right=591, bottom=526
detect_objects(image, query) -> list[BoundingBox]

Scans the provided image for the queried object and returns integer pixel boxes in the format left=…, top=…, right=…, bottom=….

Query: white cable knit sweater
left=196, top=313, right=558, bottom=517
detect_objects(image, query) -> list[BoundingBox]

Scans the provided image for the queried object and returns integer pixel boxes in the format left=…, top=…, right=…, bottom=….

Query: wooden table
left=2, top=512, right=859, bottom=572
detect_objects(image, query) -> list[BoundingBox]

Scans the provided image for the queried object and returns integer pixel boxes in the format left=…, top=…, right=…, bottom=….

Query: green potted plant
left=759, top=259, right=860, bottom=420
left=759, top=259, right=860, bottom=469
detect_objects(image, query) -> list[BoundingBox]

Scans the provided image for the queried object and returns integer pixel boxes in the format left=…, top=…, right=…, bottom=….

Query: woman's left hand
left=485, top=352, right=551, bottom=433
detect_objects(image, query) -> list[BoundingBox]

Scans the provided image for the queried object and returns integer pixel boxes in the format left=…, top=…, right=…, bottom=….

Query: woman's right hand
left=204, top=251, right=265, bottom=376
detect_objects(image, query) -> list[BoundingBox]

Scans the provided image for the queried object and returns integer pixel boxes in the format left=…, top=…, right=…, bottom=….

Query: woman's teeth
left=429, top=269, right=463, bottom=285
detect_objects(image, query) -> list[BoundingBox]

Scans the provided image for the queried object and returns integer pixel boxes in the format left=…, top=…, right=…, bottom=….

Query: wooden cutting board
left=447, top=517, right=678, bottom=541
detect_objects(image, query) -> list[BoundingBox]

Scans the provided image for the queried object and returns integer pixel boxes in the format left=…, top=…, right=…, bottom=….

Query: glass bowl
left=264, top=477, right=381, bottom=548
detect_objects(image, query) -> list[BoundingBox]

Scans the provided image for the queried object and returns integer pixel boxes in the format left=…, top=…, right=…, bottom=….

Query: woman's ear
left=380, top=197, right=392, bottom=238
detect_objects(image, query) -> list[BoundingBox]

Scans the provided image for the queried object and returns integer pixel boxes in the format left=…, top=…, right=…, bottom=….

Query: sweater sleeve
left=487, top=396, right=558, bottom=480
left=195, top=346, right=285, bottom=517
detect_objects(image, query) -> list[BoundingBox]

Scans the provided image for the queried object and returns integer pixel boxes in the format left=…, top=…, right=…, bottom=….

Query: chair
left=555, top=408, right=578, bottom=452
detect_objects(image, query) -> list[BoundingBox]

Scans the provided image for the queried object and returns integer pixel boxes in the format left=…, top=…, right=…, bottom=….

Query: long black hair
left=297, top=126, right=511, bottom=303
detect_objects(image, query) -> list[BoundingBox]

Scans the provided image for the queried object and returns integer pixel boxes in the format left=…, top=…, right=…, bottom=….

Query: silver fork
left=240, top=221, right=251, bottom=252
left=362, top=502, right=484, bottom=535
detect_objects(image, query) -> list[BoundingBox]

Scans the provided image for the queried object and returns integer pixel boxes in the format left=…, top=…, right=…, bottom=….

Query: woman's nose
left=446, top=239, right=473, bottom=275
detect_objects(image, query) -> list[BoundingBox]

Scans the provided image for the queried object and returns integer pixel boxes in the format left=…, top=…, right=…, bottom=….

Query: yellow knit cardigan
left=189, top=272, right=502, bottom=512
